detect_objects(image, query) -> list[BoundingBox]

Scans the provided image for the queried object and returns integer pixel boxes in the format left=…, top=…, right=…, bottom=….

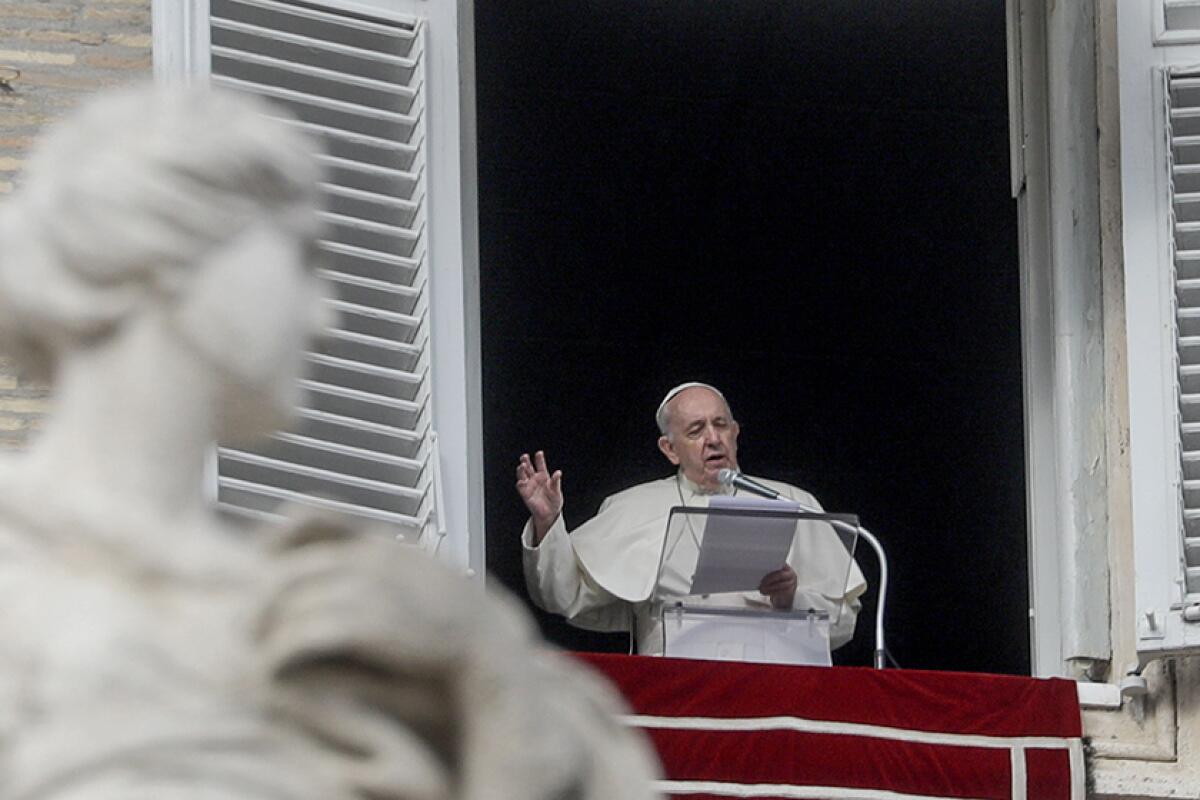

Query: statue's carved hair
left=0, top=85, right=320, bottom=379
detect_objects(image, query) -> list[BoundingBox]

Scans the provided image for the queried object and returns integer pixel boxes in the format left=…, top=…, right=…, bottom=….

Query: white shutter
left=1169, top=68, right=1200, bottom=602
left=206, top=0, right=437, bottom=539
left=1119, top=0, right=1200, bottom=657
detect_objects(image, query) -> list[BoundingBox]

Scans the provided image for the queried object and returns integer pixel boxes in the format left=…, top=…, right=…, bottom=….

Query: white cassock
left=522, top=471, right=867, bottom=655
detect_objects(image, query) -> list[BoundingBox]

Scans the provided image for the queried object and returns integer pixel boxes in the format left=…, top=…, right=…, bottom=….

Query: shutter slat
left=219, top=477, right=426, bottom=528
left=319, top=239, right=423, bottom=269
left=271, top=115, right=421, bottom=156
left=328, top=298, right=422, bottom=328
left=317, top=153, right=420, bottom=184
left=321, top=182, right=420, bottom=213
left=271, top=431, right=425, bottom=470
left=211, top=75, right=419, bottom=127
left=295, top=407, right=424, bottom=443
left=212, top=18, right=417, bottom=68
left=246, top=436, right=426, bottom=485
left=220, top=450, right=425, bottom=500
left=301, top=379, right=423, bottom=412
left=215, top=0, right=417, bottom=41
left=325, top=327, right=424, bottom=357
left=319, top=268, right=422, bottom=300
left=307, top=353, right=425, bottom=387
left=322, top=211, right=422, bottom=241
left=211, top=45, right=418, bottom=100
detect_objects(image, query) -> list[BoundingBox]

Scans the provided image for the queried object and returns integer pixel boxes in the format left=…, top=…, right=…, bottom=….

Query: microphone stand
left=847, top=524, right=889, bottom=670
left=793, top=502, right=889, bottom=670
left=723, top=471, right=890, bottom=669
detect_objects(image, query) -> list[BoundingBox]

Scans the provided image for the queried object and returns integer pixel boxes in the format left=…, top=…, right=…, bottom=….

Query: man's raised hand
left=516, top=450, right=563, bottom=545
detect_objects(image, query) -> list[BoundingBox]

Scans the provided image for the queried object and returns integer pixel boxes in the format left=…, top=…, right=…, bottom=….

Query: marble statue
left=0, top=85, right=660, bottom=799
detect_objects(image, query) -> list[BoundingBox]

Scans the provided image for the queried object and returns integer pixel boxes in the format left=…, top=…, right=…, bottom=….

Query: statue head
left=0, top=85, right=328, bottom=437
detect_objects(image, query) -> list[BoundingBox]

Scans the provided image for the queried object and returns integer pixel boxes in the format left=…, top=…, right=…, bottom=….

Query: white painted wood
left=152, top=0, right=211, bottom=81
left=153, top=0, right=482, bottom=576
left=419, top=0, right=483, bottom=575
left=285, top=0, right=483, bottom=575
left=1010, top=0, right=1063, bottom=677
left=1008, top=0, right=1099, bottom=676
left=209, top=0, right=434, bottom=537
left=1010, top=0, right=1113, bottom=675
left=1165, top=71, right=1200, bottom=602
left=1046, top=0, right=1112, bottom=668
left=1119, top=0, right=1200, bottom=659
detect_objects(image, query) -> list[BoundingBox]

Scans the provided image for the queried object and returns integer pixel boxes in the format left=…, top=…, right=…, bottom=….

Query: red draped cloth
left=575, top=653, right=1084, bottom=800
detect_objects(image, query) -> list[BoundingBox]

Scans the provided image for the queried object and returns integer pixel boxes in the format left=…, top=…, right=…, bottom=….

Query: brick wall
left=0, top=0, right=151, bottom=449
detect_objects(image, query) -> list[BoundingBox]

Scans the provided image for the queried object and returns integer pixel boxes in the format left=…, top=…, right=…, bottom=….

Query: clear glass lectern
left=653, top=503, right=860, bottom=667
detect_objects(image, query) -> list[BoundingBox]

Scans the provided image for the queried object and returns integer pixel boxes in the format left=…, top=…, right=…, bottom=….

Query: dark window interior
left=475, top=0, right=1027, bottom=673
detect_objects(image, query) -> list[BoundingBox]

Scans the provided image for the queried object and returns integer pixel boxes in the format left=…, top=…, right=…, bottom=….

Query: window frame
left=159, top=0, right=1134, bottom=673
left=1009, top=0, right=1114, bottom=678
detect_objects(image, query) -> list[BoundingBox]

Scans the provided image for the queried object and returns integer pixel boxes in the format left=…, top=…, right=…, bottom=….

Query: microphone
left=717, top=468, right=784, bottom=500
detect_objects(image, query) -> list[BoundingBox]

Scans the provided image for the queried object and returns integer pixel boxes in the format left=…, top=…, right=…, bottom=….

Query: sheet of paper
left=687, top=495, right=800, bottom=595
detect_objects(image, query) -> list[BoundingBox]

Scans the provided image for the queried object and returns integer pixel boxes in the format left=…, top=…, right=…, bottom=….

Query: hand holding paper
left=687, top=496, right=801, bottom=596
left=758, top=564, right=798, bottom=608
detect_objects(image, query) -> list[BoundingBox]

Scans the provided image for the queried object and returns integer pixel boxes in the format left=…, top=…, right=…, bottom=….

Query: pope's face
left=657, top=387, right=740, bottom=492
